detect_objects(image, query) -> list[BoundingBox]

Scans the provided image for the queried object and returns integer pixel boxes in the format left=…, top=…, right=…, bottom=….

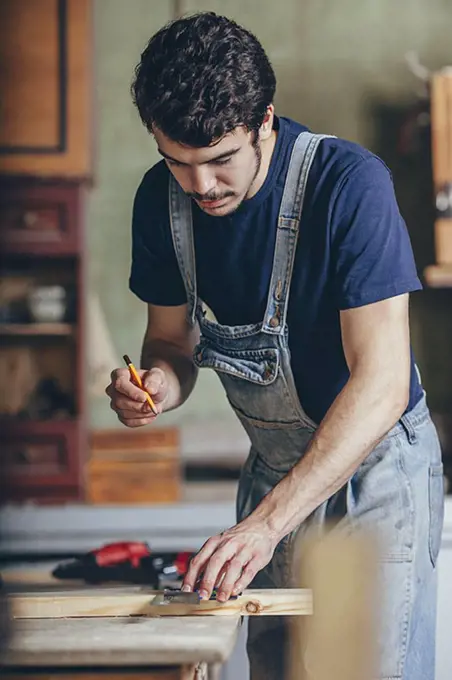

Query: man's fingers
left=114, top=407, right=156, bottom=420
left=215, top=554, right=252, bottom=602
left=182, top=537, right=221, bottom=594
left=111, top=368, right=148, bottom=402
left=110, top=397, right=153, bottom=415
left=197, top=544, right=237, bottom=600
left=117, top=415, right=156, bottom=428
left=230, top=559, right=260, bottom=598
left=214, top=564, right=229, bottom=589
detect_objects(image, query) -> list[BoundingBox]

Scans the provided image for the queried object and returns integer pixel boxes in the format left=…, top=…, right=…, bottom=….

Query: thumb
left=143, top=367, right=167, bottom=403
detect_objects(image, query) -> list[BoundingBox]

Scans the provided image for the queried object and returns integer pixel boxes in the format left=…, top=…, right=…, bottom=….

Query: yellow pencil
left=123, top=354, right=158, bottom=415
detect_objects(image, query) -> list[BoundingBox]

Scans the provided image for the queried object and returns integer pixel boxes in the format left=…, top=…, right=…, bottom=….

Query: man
left=106, top=11, right=445, bottom=679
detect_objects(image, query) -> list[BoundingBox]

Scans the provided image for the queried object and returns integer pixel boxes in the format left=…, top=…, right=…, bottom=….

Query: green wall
left=87, top=0, right=452, bottom=430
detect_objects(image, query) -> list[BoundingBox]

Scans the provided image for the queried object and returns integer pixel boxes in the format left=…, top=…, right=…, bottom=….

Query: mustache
left=186, top=191, right=235, bottom=201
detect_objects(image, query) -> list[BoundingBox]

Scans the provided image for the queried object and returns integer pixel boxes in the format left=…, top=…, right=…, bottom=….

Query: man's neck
left=247, top=129, right=278, bottom=199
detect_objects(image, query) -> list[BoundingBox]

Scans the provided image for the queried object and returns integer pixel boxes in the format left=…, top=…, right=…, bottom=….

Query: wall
left=87, top=0, right=452, bottom=435
left=86, top=0, right=234, bottom=432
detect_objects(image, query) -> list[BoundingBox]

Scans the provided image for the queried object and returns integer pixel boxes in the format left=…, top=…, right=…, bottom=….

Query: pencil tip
left=123, top=354, right=131, bottom=365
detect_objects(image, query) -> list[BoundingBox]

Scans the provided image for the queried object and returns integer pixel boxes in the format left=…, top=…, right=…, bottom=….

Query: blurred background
left=0, top=1, right=451, bottom=678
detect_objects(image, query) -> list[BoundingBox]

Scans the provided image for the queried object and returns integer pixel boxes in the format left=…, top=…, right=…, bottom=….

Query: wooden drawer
left=0, top=180, right=83, bottom=255
left=86, top=458, right=182, bottom=505
left=90, top=427, right=179, bottom=460
left=0, top=419, right=81, bottom=498
left=87, top=427, right=181, bottom=504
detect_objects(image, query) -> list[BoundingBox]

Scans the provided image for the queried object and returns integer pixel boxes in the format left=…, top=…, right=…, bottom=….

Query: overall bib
left=168, top=132, right=444, bottom=680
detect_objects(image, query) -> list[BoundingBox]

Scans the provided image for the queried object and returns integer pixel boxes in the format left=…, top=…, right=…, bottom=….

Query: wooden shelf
left=0, top=322, right=74, bottom=336
left=423, top=265, right=452, bottom=288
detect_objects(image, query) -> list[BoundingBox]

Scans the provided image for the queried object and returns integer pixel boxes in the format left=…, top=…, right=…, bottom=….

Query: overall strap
left=168, top=175, right=197, bottom=326
left=262, top=132, right=333, bottom=334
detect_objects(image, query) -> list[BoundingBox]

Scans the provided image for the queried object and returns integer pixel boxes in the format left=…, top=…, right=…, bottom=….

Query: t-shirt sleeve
left=331, top=156, right=422, bottom=310
left=128, top=172, right=187, bottom=306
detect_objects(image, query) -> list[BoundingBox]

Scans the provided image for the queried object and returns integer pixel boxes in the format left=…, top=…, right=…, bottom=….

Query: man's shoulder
left=318, top=135, right=385, bottom=182
left=313, top=135, right=395, bottom=208
left=281, top=117, right=388, bottom=187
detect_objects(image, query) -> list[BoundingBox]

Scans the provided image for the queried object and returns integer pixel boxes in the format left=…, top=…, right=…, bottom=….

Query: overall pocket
left=428, top=463, right=445, bottom=568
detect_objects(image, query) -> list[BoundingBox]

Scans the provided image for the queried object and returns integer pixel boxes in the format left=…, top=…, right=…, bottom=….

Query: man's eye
left=167, top=159, right=181, bottom=167
left=214, top=157, right=232, bottom=166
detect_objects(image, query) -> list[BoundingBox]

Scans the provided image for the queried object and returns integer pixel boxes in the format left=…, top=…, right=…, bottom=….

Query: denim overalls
left=168, top=132, right=445, bottom=680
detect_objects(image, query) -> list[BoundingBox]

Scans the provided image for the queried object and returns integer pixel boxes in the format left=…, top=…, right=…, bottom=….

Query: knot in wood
left=245, top=600, right=262, bottom=615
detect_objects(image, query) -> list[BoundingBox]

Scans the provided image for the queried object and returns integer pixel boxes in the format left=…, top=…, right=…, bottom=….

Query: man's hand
left=182, top=518, right=279, bottom=602
left=106, top=366, right=169, bottom=427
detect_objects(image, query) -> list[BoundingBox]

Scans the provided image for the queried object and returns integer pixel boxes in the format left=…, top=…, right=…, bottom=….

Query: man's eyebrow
left=157, top=147, right=241, bottom=165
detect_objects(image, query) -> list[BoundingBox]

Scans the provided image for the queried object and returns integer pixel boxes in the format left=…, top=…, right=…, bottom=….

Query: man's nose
left=190, top=166, right=216, bottom=197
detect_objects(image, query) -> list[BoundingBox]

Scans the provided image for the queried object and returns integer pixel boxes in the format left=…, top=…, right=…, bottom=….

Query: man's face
left=153, top=126, right=262, bottom=216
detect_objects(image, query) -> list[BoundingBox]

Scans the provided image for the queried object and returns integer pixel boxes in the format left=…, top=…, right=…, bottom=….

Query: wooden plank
left=431, top=72, right=452, bottom=189
left=0, top=323, right=74, bottom=336
left=1, top=569, right=66, bottom=586
left=431, top=72, right=452, bottom=265
left=2, top=616, right=240, bottom=666
left=424, top=263, right=452, bottom=287
left=433, top=220, right=452, bottom=265
left=8, top=587, right=312, bottom=619
left=1, top=670, right=197, bottom=680
left=289, top=531, right=377, bottom=680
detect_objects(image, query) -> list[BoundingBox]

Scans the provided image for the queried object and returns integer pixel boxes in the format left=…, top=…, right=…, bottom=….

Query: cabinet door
left=0, top=0, right=92, bottom=178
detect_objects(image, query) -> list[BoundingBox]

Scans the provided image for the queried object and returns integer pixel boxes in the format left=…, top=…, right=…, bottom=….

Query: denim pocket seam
left=228, top=398, right=313, bottom=432
left=384, top=438, right=415, bottom=564
left=428, top=463, right=444, bottom=568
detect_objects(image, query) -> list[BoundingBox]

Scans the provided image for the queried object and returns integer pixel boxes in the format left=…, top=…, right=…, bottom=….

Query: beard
left=186, top=137, right=263, bottom=215
left=224, top=140, right=262, bottom=215
left=246, top=136, right=262, bottom=197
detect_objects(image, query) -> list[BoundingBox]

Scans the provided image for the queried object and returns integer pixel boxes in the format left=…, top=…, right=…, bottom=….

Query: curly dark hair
left=131, top=12, right=276, bottom=146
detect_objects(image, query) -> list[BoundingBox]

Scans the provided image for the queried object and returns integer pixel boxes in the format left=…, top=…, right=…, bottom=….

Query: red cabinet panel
left=0, top=180, right=83, bottom=255
left=0, top=419, right=83, bottom=501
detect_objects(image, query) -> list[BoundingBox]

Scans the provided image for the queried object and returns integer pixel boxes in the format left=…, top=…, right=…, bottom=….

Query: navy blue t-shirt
left=129, top=116, right=423, bottom=424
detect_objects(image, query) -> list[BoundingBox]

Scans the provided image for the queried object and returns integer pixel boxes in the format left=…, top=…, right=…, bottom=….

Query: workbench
left=2, top=499, right=452, bottom=679
left=0, top=569, right=242, bottom=680
left=1, top=615, right=241, bottom=679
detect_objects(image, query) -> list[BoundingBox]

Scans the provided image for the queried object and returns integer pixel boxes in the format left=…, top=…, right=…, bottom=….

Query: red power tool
left=52, top=541, right=193, bottom=588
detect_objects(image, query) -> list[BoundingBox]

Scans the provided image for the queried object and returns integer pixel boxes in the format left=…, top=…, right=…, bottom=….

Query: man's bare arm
left=141, top=303, right=200, bottom=411
left=252, top=293, right=411, bottom=540
left=182, top=294, right=413, bottom=601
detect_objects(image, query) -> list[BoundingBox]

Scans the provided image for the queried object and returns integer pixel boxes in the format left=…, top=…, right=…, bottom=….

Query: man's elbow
left=387, top=377, right=410, bottom=423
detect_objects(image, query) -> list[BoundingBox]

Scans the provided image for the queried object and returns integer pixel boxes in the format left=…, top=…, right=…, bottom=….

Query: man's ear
left=259, top=104, right=275, bottom=141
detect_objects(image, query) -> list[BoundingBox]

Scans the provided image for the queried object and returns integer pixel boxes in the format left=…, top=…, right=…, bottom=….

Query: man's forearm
left=141, top=338, right=198, bottom=411
left=251, top=372, right=409, bottom=541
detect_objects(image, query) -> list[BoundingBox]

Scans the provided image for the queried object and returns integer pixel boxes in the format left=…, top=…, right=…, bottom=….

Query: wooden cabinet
left=0, top=0, right=92, bottom=179
left=0, top=179, right=86, bottom=502
left=0, top=2, right=91, bottom=502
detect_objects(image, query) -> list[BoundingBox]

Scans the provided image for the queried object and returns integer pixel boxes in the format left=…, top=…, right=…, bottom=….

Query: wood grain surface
left=1, top=616, right=239, bottom=667
left=8, top=587, right=312, bottom=619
